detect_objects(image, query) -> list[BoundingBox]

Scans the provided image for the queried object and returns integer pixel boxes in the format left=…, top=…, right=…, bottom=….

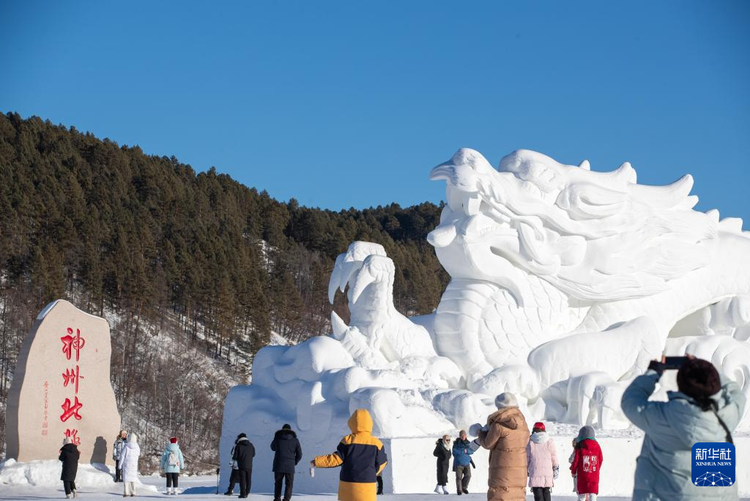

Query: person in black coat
left=224, top=435, right=242, bottom=496
left=232, top=433, right=256, bottom=498
left=59, top=436, right=80, bottom=498
left=433, top=434, right=451, bottom=495
left=270, top=424, right=303, bottom=501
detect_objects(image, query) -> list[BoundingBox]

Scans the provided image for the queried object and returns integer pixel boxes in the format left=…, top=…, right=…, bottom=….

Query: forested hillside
left=0, top=112, right=449, bottom=471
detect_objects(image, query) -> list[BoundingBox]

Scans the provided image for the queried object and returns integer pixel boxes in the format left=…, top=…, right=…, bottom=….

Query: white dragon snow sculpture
left=221, top=148, right=750, bottom=455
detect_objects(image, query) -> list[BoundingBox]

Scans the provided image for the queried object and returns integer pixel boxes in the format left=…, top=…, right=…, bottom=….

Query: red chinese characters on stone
left=64, top=428, right=81, bottom=446
left=60, top=396, right=83, bottom=422
left=62, top=366, right=84, bottom=394
left=61, top=327, right=85, bottom=362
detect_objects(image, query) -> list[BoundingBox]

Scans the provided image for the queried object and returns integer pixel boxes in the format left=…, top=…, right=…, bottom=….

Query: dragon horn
left=328, top=254, right=346, bottom=304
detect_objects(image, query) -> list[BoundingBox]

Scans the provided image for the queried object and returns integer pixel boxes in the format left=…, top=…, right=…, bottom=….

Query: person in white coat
left=120, top=432, right=141, bottom=497
left=526, top=422, right=559, bottom=501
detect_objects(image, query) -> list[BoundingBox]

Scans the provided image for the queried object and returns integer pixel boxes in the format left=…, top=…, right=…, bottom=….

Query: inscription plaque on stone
left=6, top=300, right=120, bottom=465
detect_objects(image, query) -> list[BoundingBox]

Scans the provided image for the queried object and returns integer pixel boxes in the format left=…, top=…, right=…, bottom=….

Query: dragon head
left=429, top=148, right=717, bottom=305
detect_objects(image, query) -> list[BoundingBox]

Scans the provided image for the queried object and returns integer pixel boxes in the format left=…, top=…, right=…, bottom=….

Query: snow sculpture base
left=218, top=433, right=750, bottom=496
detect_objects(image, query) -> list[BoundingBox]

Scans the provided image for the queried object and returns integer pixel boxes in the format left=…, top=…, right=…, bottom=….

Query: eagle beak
left=430, top=163, right=454, bottom=182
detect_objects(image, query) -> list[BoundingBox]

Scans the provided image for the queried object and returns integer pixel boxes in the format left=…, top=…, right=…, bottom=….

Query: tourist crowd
left=56, top=356, right=744, bottom=500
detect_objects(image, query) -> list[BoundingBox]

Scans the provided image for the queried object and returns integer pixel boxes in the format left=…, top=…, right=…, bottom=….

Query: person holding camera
left=621, top=356, right=746, bottom=501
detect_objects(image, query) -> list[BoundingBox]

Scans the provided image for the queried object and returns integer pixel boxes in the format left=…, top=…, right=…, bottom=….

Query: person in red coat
left=570, top=426, right=602, bottom=501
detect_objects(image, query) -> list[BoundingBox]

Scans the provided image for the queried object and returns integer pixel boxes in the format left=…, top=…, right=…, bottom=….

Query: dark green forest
left=0, top=112, right=449, bottom=469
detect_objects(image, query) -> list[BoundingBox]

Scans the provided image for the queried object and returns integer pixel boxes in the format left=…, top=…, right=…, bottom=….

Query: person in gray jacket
left=621, top=357, right=746, bottom=501
left=113, top=429, right=127, bottom=482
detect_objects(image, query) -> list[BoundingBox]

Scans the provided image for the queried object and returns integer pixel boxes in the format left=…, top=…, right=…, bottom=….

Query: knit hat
left=577, top=425, right=596, bottom=442
left=495, top=392, right=518, bottom=409
left=677, top=358, right=721, bottom=401
left=282, top=424, right=292, bottom=430
left=533, top=422, right=546, bottom=432
left=238, top=433, right=247, bottom=439
left=170, top=437, right=178, bottom=444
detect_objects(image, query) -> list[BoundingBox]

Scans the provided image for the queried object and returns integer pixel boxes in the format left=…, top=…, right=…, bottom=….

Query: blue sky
left=1, top=1, right=748, bottom=223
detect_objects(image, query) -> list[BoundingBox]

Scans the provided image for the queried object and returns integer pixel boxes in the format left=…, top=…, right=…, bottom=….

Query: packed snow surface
left=0, top=471, right=748, bottom=500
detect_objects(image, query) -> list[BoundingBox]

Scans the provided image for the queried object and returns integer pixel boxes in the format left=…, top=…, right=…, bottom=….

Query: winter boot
left=434, top=484, right=441, bottom=494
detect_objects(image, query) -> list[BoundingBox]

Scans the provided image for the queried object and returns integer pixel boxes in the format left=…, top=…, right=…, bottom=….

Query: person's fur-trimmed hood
left=487, top=406, right=523, bottom=430
left=274, top=429, right=297, bottom=440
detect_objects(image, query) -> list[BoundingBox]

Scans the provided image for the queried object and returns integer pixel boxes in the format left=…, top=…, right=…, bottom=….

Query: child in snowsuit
left=526, top=422, right=559, bottom=501
left=312, top=409, right=388, bottom=501
left=433, top=435, right=451, bottom=494
left=570, top=426, right=603, bottom=501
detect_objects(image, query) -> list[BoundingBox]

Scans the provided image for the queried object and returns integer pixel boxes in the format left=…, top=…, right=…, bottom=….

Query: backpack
left=168, top=450, right=180, bottom=467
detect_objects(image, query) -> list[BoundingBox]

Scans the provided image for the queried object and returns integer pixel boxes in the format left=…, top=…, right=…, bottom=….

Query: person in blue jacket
left=452, top=429, right=479, bottom=495
left=621, top=356, right=746, bottom=501
left=160, top=437, right=186, bottom=495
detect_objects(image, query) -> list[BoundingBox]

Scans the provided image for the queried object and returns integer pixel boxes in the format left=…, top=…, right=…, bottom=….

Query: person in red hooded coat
left=570, top=426, right=603, bottom=501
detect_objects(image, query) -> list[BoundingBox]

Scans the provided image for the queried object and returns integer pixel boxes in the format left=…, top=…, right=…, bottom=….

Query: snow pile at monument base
left=220, top=148, right=750, bottom=493
left=0, top=459, right=113, bottom=489
left=0, top=459, right=159, bottom=492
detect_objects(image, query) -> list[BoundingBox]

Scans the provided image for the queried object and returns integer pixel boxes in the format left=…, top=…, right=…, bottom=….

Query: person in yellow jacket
left=312, top=409, right=388, bottom=500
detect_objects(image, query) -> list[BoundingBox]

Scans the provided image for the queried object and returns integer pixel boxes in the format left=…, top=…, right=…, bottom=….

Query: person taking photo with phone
left=621, top=355, right=746, bottom=501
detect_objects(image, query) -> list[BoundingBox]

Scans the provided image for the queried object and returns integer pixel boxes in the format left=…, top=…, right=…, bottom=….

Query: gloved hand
left=468, top=423, right=483, bottom=437
left=553, top=465, right=559, bottom=479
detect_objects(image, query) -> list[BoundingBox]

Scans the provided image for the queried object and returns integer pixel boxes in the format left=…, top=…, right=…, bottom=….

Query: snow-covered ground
left=0, top=471, right=630, bottom=500
left=2, top=473, right=749, bottom=501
